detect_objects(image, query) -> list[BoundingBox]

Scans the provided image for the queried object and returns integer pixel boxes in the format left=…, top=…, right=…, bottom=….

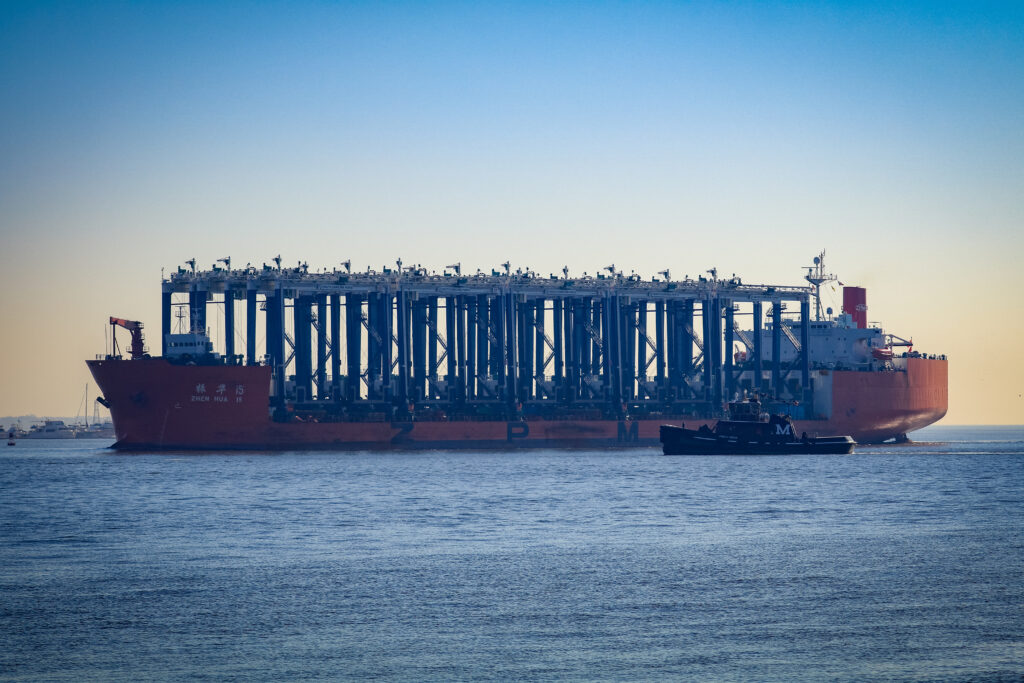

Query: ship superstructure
left=87, top=254, right=947, bottom=449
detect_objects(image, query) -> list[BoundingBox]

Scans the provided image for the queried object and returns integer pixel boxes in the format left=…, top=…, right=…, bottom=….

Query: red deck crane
left=109, top=317, right=146, bottom=360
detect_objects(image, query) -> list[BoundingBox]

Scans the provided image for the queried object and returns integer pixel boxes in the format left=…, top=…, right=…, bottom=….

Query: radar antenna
left=804, top=250, right=837, bottom=321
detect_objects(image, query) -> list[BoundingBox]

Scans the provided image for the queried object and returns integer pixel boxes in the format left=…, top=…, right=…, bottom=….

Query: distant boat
left=71, top=383, right=115, bottom=438
left=23, top=420, right=78, bottom=439
left=76, top=421, right=115, bottom=439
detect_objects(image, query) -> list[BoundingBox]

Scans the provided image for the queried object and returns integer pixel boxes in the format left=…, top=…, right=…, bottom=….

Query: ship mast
left=804, top=250, right=837, bottom=322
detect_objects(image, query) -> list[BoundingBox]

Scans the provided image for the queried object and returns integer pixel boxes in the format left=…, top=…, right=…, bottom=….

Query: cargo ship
left=88, top=254, right=947, bottom=450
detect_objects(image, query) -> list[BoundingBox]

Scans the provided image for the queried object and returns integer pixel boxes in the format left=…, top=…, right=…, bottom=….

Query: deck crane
left=109, top=317, right=146, bottom=360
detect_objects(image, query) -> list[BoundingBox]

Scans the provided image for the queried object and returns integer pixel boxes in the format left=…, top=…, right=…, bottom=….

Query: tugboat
left=660, top=399, right=855, bottom=455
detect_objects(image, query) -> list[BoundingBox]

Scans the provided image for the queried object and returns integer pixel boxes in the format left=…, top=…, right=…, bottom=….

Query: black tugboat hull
left=659, top=425, right=855, bottom=455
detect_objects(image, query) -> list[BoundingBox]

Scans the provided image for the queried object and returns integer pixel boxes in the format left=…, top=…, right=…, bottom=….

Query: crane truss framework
left=162, top=268, right=816, bottom=412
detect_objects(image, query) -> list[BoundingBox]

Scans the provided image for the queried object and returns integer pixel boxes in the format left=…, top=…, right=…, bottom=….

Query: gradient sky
left=1, top=1, right=1022, bottom=423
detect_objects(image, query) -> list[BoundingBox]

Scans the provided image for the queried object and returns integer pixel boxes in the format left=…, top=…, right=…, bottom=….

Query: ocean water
left=2, top=426, right=1023, bottom=682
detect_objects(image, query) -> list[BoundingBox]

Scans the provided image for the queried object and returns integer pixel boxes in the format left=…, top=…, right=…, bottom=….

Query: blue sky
left=1, top=1, right=1022, bottom=421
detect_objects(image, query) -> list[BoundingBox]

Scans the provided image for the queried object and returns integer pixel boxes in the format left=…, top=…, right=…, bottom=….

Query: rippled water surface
left=2, top=426, right=1023, bottom=681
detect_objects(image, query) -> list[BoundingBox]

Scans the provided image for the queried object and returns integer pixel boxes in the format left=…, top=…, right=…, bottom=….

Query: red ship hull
left=87, top=357, right=947, bottom=450
left=810, top=358, right=948, bottom=443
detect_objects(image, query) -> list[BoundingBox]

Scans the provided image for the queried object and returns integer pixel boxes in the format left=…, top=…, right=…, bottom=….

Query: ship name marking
left=189, top=384, right=246, bottom=403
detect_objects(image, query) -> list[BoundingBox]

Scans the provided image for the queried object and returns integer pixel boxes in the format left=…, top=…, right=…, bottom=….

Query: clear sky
left=1, top=1, right=1022, bottom=423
